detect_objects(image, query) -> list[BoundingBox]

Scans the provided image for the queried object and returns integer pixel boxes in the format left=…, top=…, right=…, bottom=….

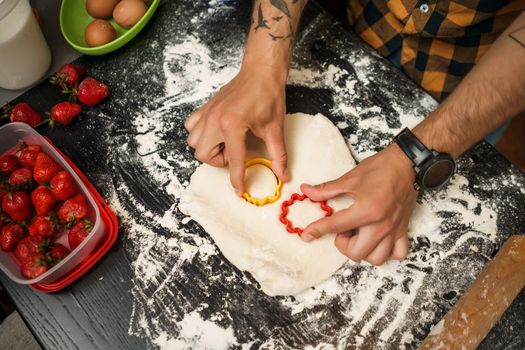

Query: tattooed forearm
left=509, top=26, right=525, bottom=48
left=251, top=0, right=307, bottom=43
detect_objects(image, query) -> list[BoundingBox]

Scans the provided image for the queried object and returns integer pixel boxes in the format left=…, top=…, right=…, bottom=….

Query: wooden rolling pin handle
left=419, top=235, right=525, bottom=350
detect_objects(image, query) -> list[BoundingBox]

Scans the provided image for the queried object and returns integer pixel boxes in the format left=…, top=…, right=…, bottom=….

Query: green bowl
left=60, top=0, right=160, bottom=55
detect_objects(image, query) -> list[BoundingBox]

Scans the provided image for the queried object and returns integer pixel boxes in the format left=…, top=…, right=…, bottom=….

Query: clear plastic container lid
left=0, top=122, right=106, bottom=285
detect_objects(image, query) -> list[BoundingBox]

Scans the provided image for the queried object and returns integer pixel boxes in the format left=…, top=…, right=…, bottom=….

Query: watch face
left=421, top=158, right=455, bottom=189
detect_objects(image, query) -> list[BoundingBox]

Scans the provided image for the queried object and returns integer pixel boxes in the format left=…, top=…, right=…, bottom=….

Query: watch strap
left=394, top=128, right=432, bottom=168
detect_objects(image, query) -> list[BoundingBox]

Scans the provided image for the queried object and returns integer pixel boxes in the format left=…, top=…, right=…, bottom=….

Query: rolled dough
left=182, top=113, right=355, bottom=296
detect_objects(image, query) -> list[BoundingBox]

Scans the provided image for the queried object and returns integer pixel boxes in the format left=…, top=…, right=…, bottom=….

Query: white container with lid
left=0, top=0, right=51, bottom=90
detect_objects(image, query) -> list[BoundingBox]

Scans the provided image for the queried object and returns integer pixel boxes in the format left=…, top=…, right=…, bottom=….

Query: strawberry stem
left=18, top=141, right=28, bottom=150
left=34, top=118, right=51, bottom=128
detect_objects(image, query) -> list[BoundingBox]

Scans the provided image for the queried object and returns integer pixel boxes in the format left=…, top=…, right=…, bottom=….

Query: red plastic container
left=0, top=122, right=118, bottom=292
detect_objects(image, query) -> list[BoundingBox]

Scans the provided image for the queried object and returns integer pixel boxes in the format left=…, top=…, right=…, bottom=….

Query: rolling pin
left=419, top=235, right=525, bottom=350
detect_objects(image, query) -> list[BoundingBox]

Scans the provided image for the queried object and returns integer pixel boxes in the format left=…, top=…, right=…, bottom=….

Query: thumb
left=263, top=126, right=289, bottom=182
left=300, top=175, right=349, bottom=202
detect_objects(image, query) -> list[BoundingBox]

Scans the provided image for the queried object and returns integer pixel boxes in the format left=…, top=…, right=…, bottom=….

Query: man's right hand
left=186, top=0, right=307, bottom=194
left=185, top=64, right=289, bottom=196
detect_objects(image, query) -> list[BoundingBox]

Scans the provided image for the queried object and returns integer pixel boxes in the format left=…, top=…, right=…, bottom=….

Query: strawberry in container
left=0, top=122, right=117, bottom=291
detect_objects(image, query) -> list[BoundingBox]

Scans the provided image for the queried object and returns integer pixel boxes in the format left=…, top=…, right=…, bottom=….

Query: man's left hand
left=300, top=144, right=417, bottom=265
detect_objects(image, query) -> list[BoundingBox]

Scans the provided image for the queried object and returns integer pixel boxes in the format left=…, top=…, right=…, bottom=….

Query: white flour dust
left=288, top=58, right=436, bottom=161
left=102, top=4, right=504, bottom=349
left=153, top=311, right=236, bottom=350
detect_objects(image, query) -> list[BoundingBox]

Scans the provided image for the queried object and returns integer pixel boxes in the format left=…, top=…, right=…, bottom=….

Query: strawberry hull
left=0, top=122, right=118, bottom=289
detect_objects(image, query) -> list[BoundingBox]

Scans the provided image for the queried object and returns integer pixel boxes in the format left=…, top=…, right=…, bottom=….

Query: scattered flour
left=152, top=311, right=236, bottom=350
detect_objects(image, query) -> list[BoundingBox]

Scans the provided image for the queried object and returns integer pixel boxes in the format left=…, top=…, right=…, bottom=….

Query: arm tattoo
left=509, top=26, right=525, bottom=48
left=252, top=0, right=305, bottom=43
left=255, top=4, right=270, bottom=30
left=269, top=33, right=285, bottom=41
left=269, top=0, right=291, bottom=18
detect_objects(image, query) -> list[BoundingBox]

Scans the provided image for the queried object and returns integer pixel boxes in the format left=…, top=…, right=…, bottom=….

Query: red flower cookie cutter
left=279, top=193, right=333, bottom=235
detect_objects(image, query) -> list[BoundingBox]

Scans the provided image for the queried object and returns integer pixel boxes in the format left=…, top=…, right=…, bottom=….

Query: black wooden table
left=1, top=1, right=524, bottom=349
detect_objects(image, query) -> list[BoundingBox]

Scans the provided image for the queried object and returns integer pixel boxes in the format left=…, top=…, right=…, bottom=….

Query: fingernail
left=301, top=233, right=315, bottom=242
left=235, top=189, right=242, bottom=197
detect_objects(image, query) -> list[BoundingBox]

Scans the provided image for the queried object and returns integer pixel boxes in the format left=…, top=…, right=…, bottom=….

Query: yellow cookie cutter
left=242, top=158, right=283, bottom=206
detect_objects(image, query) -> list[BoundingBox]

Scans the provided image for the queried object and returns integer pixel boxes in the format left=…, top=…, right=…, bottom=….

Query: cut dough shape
left=182, top=113, right=355, bottom=296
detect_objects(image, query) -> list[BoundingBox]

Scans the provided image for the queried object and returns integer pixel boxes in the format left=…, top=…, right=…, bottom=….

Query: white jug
left=0, top=0, right=52, bottom=90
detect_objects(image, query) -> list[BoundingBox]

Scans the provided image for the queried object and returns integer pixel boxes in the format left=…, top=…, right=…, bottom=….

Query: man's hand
left=300, top=145, right=417, bottom=266
left=185, top=65, right=289, bottom=196
left=185, top=0, right=308, bottom=195
left=298, top=10, right=525, bottom=265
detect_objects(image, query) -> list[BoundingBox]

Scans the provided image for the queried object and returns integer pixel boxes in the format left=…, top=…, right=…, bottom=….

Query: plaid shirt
left=346, top=0, right=525, bottom=101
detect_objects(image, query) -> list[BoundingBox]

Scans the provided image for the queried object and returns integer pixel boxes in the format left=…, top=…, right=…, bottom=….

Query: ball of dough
left=85, top=19, right=117, bottom=47
left=113, top=0, right=148, bottom=29
left=86, top=0, right=120, bottom=19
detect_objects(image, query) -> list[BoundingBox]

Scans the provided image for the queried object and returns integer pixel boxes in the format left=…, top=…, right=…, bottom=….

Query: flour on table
left=87, top=2, right=517, bottom=348
left=181, top=113, right=355, bottom=296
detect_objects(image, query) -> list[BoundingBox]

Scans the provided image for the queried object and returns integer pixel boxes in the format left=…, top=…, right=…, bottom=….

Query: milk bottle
left=0, top=0, right=51, bottom=90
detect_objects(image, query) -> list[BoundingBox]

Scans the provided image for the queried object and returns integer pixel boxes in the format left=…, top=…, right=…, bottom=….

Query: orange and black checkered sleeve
left=346, top=0, right=525, bottom=101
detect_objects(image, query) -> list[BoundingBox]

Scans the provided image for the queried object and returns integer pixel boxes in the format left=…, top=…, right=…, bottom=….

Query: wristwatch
left=393, top=128, right=456, bottom=191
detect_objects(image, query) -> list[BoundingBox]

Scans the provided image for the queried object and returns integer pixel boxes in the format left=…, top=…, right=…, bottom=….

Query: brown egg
left=86, top=0, right=120, bottom=19
left=85, top=19, right=117, bottom=47
left=113, top=0, right=148, bottom=29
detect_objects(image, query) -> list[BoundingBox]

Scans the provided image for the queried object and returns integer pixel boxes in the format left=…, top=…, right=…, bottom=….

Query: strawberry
left=0, top=223, right=24, bottom=252
left=1, top=103, right=42, bottom=127
left=58, top=194, right=88, bottom=224
left=31, top=185, right=57, bottom=216
left=28, top=215, right=58, bottom=238
left=20, top=253, right=49, bottom=279
left=9, top=168, right=33, bottom=190
left=18, top=143, right=42, bottom=168
left=75, top=77, right=109, bottom=106
left=50, top=171, right=77, bottom=201
left=50, top=63, right=85, bottom=89
left=14, top=235, right=50, bottom=261
left=68, top=219, right=93, bottom=250
left=2, top=191, right=31, bottom=222
left=33, top=152, right=61, bottom=183
left=0, top=154, right=20, bottom=174
left=50, top=101, right=82, bottom=126
left=50, top=243, right=70, bottom=262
